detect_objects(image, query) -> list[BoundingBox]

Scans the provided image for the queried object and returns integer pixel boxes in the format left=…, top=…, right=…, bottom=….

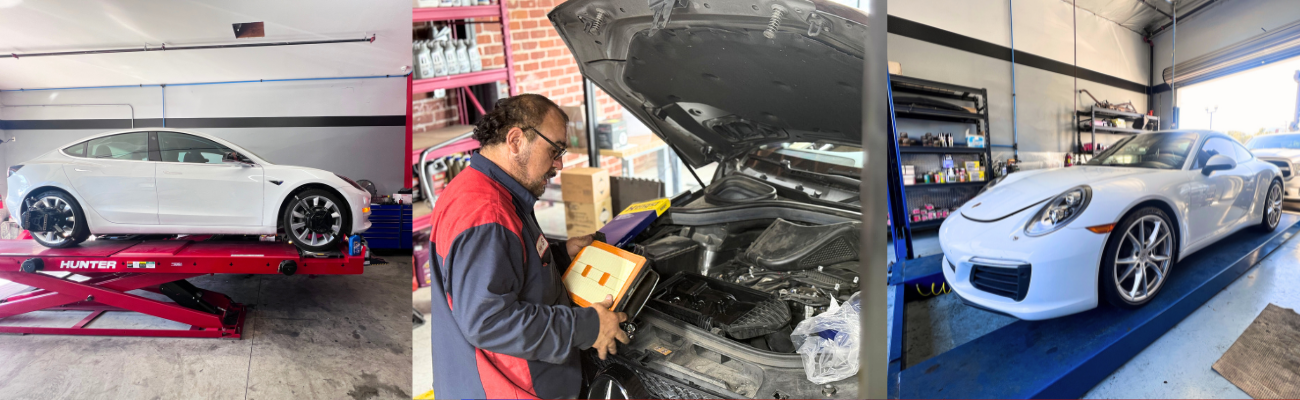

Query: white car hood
left=963, top=166, right=1163, bottom=221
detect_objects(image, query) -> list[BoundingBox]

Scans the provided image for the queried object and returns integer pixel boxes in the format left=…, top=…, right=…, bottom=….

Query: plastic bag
left=790, top=291, right=861, bottom=384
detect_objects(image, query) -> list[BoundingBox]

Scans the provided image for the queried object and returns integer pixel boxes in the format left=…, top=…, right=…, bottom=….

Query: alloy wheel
left=27, top=195, right=76, bottom=245
left=1267, top=183, right=1282, bottom=228
left=289, top=195, right=342, bottom=247
left=1113, top=215, right=1173, bottom=303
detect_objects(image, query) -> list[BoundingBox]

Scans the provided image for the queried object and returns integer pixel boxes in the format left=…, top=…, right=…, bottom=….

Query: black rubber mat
left=1213, top=303, right=1300, bottom=399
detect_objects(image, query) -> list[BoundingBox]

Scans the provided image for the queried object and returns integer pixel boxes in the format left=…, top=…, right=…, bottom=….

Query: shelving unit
left=1075, top=106, right=1159, bottom=160
left=889, top=75, right=992, bottom=231
left=412, top=4, right=517, bottom=118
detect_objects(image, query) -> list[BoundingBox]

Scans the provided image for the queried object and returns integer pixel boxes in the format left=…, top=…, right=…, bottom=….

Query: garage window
left=157, top=132, right=234, bottom=164
left=63, top=142, right=87, bottom=157
left=86, top=132, right=152, bottom=161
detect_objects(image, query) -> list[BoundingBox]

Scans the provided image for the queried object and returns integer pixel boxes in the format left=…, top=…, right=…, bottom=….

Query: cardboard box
left=561, top=167, right=611, bottom=203
left=566, top=196, right=614, bottom=237
left=888, top=61, right=901, bottom=75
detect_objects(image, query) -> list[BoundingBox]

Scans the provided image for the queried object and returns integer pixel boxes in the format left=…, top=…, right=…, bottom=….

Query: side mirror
left=223, top=152, right=251, bottom=165
left=1201, top=154, right=1237, bottom=176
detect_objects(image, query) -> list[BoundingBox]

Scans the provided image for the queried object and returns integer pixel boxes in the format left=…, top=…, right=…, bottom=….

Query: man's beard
left=514, top=151, right=556, bottom=198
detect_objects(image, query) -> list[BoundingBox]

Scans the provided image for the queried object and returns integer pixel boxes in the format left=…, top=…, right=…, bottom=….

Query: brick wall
left=413, top=0, right=624, bottom=135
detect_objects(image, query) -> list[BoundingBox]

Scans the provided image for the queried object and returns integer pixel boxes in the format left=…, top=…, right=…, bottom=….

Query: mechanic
left=426, top=93, right=629, bottom=399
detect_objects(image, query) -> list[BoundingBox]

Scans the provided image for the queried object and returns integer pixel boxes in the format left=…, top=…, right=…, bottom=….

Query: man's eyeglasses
left=527, top=127, right=567, bottom=161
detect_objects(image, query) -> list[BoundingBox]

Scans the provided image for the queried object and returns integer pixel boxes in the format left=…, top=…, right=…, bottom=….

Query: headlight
left=1024, top=186, right=1091, bottom=236
left=976, top=175, right=1006, bottom=196
left=335, top=174, right=364, bottom=191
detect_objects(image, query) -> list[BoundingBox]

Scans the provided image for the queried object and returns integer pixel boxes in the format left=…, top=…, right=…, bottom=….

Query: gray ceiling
left=1064, top=0, right=1216, bottom=35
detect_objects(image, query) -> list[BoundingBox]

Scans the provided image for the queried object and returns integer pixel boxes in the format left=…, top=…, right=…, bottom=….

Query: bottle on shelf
left=455, top=39, right=472, bottom=74
left=413, top=41, right=426, bottom=79
left=442, top=40, right=461, bottom=75
left=439, top=0, right=457, bottom=8
left=417, top=40, right=435, bottom=79
left=468, top=38, right=483, bottom=72
left=429, top=41, right=448, bottom=77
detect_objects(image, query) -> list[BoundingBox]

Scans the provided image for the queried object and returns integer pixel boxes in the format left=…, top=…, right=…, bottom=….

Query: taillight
left=7, top=165, right=22, bottom=178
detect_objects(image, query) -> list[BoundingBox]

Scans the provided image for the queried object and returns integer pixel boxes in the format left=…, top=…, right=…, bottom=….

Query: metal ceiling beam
left=1138, top=0, right=1174, bottom=19
left=1149, top=0, right=1219, bottom=37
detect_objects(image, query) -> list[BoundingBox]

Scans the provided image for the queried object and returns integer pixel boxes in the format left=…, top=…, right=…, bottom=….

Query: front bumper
left=1284, top=178, right=1300, bottom=201
left=340, top=185, right=372, bottom=234
left=939, top=210, right=1108, bottom=320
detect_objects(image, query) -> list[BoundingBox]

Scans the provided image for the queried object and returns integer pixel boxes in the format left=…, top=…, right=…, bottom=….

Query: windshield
left=1247, top=134, right=1300, bottom=150
left=1086, top=132, right=1197, bottom=169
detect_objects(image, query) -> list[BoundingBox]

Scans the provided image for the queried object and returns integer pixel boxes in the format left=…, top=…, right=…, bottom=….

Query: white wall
left=890, top=0, right=1149, bottom=84
left=888, top=0, right=1150, bottom=168
left=0, top=0, right=412, bottom=89
left=0, top=76, right=407, bottom=195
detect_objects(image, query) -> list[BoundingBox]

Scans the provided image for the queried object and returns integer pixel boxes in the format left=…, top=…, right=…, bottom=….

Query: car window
left=86, top=132, right=152, bottom=161
left=1086, top=132, right=1196, bottom=169
left=157, top=131, right=234, bottom=164
left=63, top=142, right=87, bottom=157
left=1194, top=138, right=1237, bottom=169
left=1232, top=142, right=1254, bottom=162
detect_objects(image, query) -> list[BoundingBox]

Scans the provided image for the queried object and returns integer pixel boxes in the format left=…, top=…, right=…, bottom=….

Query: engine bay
left=636, top=215, right=861, bottom=354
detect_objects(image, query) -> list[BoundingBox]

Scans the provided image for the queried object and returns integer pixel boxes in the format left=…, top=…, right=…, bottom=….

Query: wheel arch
left=1124, top=199, right=1182, bottom=259
left=276, top=183, right=353, bottom=236
left=1094, top=199, right=1182, bottom=303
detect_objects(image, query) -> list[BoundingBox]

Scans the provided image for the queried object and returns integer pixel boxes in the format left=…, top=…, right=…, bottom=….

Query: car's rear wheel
left=1256, top=179, right=1283, bottom=232
left=283, top=189, right=349, bottom=253
left=1100, top=207, right=1174, bottom=308
left=26, top=190, right=90, bottom=248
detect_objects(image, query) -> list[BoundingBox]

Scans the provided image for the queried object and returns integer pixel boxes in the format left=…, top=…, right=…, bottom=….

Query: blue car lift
left=883, top=79, right=1300, bottom=399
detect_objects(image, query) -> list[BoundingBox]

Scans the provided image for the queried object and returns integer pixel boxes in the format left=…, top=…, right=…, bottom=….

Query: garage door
left=1163, top=19, right=1300, bottom=88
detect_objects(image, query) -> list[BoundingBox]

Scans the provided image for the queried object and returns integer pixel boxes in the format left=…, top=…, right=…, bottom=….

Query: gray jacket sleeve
left=444, top=223, right=601, bottom=363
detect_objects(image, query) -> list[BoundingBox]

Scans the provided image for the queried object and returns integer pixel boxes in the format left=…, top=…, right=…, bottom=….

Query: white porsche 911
left=5, top=128, right=371, bottom=252
left=940, top=130, right=1283, bottom=320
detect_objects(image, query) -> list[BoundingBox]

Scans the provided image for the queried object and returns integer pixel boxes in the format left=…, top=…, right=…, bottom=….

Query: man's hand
left=589, top=294, right=630, bottom=360
left=567, top=234, right=594, bottom=259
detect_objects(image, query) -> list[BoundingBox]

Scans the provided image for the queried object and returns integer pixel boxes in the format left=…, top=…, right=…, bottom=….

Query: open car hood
left=548, top=0, right=870, bottom=167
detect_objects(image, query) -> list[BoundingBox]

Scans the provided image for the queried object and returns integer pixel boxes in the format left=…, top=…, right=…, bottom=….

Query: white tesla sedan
left=940, top=130, right=1283, bottom=320
left=5, top=128, right=371, bottom=252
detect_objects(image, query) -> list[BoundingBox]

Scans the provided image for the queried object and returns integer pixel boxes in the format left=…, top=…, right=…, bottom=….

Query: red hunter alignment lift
left=0, top=238, right=364, bottom=339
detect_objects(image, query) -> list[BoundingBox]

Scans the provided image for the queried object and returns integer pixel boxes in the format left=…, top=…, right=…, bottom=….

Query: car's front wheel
left=25, top=190, right=90, bottom=248
left=1100, top=207, right=1175, bottom=308
left=282, top=189, right=350, bottom=253
left=1256, top=179, right=1283, bottom=232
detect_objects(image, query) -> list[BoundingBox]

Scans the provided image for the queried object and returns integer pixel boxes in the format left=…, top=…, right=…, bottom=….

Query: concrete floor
left=0, top=253, right=413, bottom=400
left=1084, top=222, right=1300, bottom=398
left=412, top=287, right=433, bottom=398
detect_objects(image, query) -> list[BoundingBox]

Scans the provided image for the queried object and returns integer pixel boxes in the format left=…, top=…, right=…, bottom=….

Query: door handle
left=162, top=171, right=181, bottom=175
left=74, top=168, right=90, bottom=172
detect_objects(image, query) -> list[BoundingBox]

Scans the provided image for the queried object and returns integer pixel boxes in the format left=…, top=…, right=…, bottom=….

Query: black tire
left=26, top=190, right=90, bottom=248
left=1256, top=179, right=1283, bottom=233
left=281, top=188, right=351, bottom=253
left=1099, top=207, right=1176, bottom=309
